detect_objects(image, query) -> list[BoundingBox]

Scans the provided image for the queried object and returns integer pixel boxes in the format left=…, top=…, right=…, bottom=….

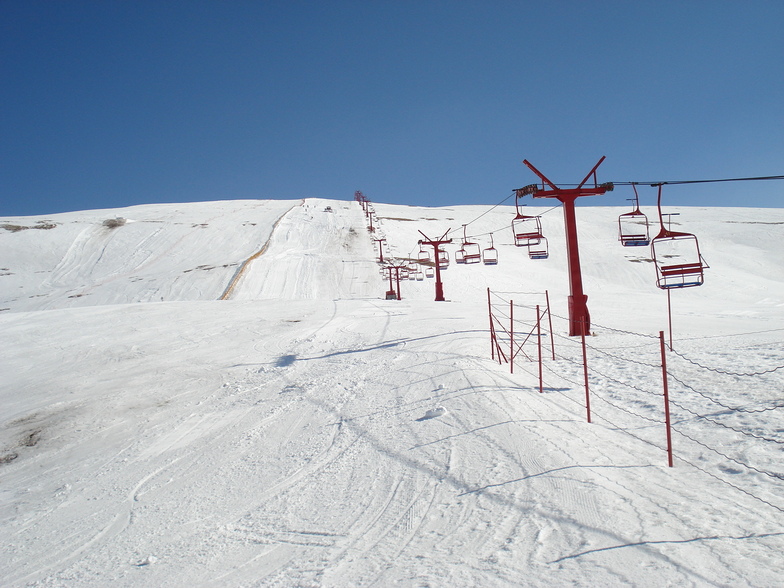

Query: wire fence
left=487, top=289, right=784, bottom=514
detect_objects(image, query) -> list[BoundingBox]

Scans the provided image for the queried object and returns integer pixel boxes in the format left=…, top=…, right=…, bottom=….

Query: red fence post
left=545, top=289, right=555, bottom=360
left=510, top=300, right=514, bottom=374
left=488, top=288, right=495, bottom=361
left=660, top=331, right=674, bottom=467
left=581, top=319, right=591, bottom=423
left=537, top=305, right=543, bottom=393
left=667, top=289, right=674, bottom=351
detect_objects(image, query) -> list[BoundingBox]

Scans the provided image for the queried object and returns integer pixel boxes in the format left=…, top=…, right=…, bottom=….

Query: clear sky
left=2, top=1, right=782, bottom=216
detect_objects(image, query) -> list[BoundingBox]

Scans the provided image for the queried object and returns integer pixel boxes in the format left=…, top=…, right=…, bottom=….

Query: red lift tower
left=521, top=157, right=612, bottom=336
left=373, top=238, right=386, bottom=263
left=418, top=230, right=452, bottom=302
left=383, top=262, right=407, bottom=300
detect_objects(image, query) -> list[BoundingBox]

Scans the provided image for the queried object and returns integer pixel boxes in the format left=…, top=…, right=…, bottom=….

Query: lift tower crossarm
left=520, top=157, right=610, bottom=336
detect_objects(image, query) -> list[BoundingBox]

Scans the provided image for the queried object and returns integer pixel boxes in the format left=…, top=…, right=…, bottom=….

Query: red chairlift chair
left=619, top=185, right=651, bottom=247
left=511, top=192, right=543, bottom=247
left=407, top=261, right=418, bottom=280
left=424, top=265, right=435, bottom=278
left=437, top=248, right=449, bottom=269
left=650, top=185, right=707, bottom=289
left=483, top=233, right=499, bottom=265
left=528, top=236, right=549, bottom=260
left=418, top=247, right=432, bottom=264
left=460, top=225, right=481, bottom=264
left=455, top=248, right=466, bottom=264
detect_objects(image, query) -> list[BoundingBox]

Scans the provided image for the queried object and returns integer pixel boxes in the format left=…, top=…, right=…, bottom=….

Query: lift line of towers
left=355, top=157, right=709, bottom=336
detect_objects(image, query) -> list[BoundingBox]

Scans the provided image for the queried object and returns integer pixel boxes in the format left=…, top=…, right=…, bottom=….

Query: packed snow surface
left=1, top=198, right=783, bottom=586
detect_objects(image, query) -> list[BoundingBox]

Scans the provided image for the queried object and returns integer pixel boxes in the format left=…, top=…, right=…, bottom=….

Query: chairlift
left=455, top=248, right=466, bottom=264
left=437, top=248, right=449, bottom=269
left=415, top=269, right=424, bottom=281
left=425, top=265, right=435, bottom=278
left=528, top=236, right=549, bottom=260
left=482, top=233, right=499, bottom=265
left=618, top=185, right=651, bottom=246
left=512, top=193, right=543, bottom=247
left=407, top=261, right=418, bottom=280
left=650, top=185, right=707, bottom=289
left=460, top=225, right=481, bottom=264
left=418, top=247, right=432, bottom=264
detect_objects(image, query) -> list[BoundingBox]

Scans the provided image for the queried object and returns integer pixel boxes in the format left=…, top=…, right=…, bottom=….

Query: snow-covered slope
left=1, top=198, right=783, bottom=587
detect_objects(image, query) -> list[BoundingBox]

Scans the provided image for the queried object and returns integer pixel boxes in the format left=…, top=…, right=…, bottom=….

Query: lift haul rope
left=452, top=173, right=783, bottom=242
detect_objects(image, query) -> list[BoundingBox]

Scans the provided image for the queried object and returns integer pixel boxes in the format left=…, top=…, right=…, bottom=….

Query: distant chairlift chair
left=482, top=233, right=499, bottom=265
left=460, top=225, right=482, bottom=264
left=619, top=185, right=651, bottom=247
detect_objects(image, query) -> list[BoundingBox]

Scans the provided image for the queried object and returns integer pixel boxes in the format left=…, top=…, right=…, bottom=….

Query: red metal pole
left=488, top=288, right=495, bottom=361
left=545, top=289, right=555, bottom=360
left=582, top=320, right=591, bottom=423
left=563, top=195, right=590, bottom=336
left=394, top=268, right=402, bottom=301
left=667, top=289, right=673, bottom=351
left=433, top=245, right=445, bottom=301
left=509, top=299, right=515, bottom=373
left=537, top=305, right=543, bottom=393
left=660, top=331, right=674, bottom=467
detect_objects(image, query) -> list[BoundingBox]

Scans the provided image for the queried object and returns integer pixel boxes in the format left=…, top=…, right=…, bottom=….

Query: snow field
left=1, top=197, right=783, bottom=586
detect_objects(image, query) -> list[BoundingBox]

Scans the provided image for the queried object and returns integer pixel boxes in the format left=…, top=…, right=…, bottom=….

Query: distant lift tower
left=418, top=230, right=452, bottom=302
left=521, top=157, right=612, bottom=336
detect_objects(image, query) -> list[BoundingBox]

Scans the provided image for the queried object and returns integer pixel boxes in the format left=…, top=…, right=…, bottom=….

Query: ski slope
left=1, top=198, right=783, bottom=587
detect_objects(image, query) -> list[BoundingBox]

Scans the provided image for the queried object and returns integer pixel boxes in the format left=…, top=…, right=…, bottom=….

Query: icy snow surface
left=1, top=198, right=783, bottom=586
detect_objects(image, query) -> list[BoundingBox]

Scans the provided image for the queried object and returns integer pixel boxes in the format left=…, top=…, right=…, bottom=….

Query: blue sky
left=2, top=1, right=782, bottom=216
